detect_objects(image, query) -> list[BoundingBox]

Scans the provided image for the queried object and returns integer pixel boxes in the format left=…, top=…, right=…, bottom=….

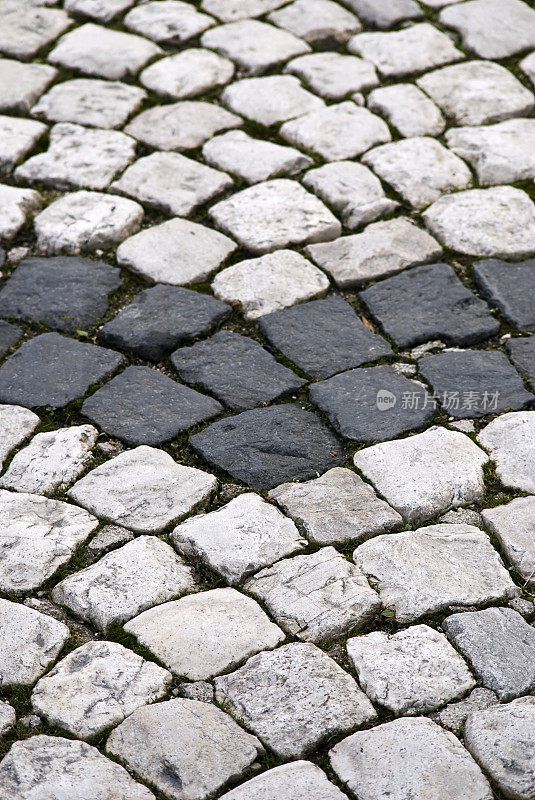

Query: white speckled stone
left=0, top=701, right=14, bottom=735
left=0, top=0, right=72, bottom=59
left=124, top=1, right=214, bottom=44
left=268, top=0, right=361, bottom=45
left=0, top=115, right=47, bottom=175
left=285, top=52, right=378, bottom=100
left=0, top=59, right=56, bottom=113
left=140, top=49, right=234, bottom=99
left=368, top=83, right=445, bottom=138
left=0, top=405, right=39, bottom=469
left=124, top=101, right=241, bottom=151
left=64, top=0, right=134, bottom=22
left=201, top=0, right=286, bottom=21
left=222, top=75, right=324, bottom=126
left=219, top=761, right=348, bottom=800
left=32, top=78, right=146, bottom=128
left=482, top=497, right=535, bottom=586
left=203, top=130, right=312, bottom=184
left=439, top=0, right=535, bottom=59
left=0, top=185, right=41, bottom=241
left=477, top=411, right=535, bottom=493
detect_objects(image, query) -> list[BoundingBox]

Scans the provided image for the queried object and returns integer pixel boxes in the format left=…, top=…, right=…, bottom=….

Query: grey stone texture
left=472, top=258, right=535, bottom=332
left=431, top=687, right=498, bottom=733
left=203, top=130, right=311, bottom=184
left=140, top=49, right=234, bottom=100
left=221, top=75, right=324, bottom=126
left=219, top=761, right=348, bottom=800
left=477, top=411, right=535, bottom=494
left=507, top=337, right=535, bottom=390
left=285, top=52, right=378, bottom=100
left=0, top=0, right=72, bottom=59
left=0, top=184, right=42, bottom=241
left=0, top=58, right=57, bottom=113
left=0, top=115, right=47, bottom=176
left=268, top=0, right=361, bottom=45
left=344, top=0, right=422, bottom=28
left=0, top=405, right=40, bottom=469
left=0, top=321, right=21, bottom=358
left=32, top=78, right=146, bottom=129
left=123, top=0, right=215, bottom=45
left=367, top=83, right=445, bottom=138
left=439, top=0, right=535, bottom=59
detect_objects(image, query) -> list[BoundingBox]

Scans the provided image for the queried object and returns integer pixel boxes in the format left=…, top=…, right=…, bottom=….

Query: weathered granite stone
left=344, top=0, right=423, bottom=28
left=285, top=52, right=378, bottom=100
left=440, top=508, right=482, bottom=526
left=69, top=445, right=217, bottom=533
left=203, top=130, right=311, bottom=184
left=431, top=687, right=498, bottom=733
left=472, top=258, right=535, bottom=331
left=177, top=682, right=213, bottom=703
left=0, top=404, right=39, bottom=468
left=367, top=83, right=445, bottom=138
left=0, top=0, right=72, bottom=59
left=201, top=0, right=286, bottom=20
left=172, top=492, right=306, bottom=584
left=64, top=0, right=134, bottom=21
left=124, top=0, right=214, bottom=44
left=483, top=497, right=535, bottom=586
left=521, top=50, right=535, bottom=86
left=32, top=78, right=146, bottom=129
left=215, top=643, right=376, bottom=758
left=219, top=761, right=347, bottom=800
left=507, top=337, right=535, bottom=389
left=0, top=322, right=21, bottom=358
left=0, top=115, right=47, bottom=175
left=85, top=524, right=134, bottom=562
left=268, top=0, right=360, bottom=45
left=477, top=411, right=535, bottom=493
left=0, top=701, right=14, bottom=735
left=53, top=535, right=195, bottom=631
left=140, top=49, right=234, bottom=99
left=0, top=185, right=41, bottom=241
left=0, top=58, right=56, bottom=113
left=440, top=0, right=535, bottom=58
left=221, top=75, right=324, bottom=126
left=447, top=119, right=535, bottom=186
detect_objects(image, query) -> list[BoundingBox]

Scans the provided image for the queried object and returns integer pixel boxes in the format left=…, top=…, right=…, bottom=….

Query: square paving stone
left=82, top=366, right=222, bottom=446
left=140, top=49, right=234, bottom=100
left=477, top=411, right=535, bottom=494
left=354, top=524, right=517, bottom=623
left=171, top=331, right=304, bottom=411
left=210, top=180, right=340, bottom=255
left=215, top=642, right=376, bottom=758
left=439, top=0, right=535, bottom=59
left=221, top=75, right=324, bottom=127
left=367, top=83, right=445, bottom=138
left=68, top=445, right=218, bottom=533
left=0, top=404, right=40, bottom=468
left=347, top=624, right=475, bottom=715
left=64, top=0, right=135, bottom=22
left=473, top=258, right=535, bottom=331
left=0, top=115, right=47, bottom=175
left=268, top=0, right=361, bottom=46
left=0, top=333, right=124, bottom=409
left=244, top=546, right=381, bottom=643
left=0, top=59, right=57, bottom=114
left=419, top=349, right=534, bottom=418
left=344, top=0, right=423, bottom=28
left=0, top=489, right=98, bottom=592
left=359, top=263, right=499, bottom=348
left=306, top=218, right=442, bottom=287
left=171, top=492, right=306, bottom=584
left=353, top=426, right=488, bottom=523
left=189, top=404, right=343, bottom=491
left=48, top=23, right=162, bottom=81
left=482, top=496, right=535, bottom=587
left=309, top=365, right=435, bottom=441
left=0, top=185, right=42, bottom=241
left=0, top=0, right=72, bottom=59
left=258, top=297, right=392, bottom=379
left=0, top=256, right=121, bottom=333
left=124, top=587, right=284, bottom=679
left=98, top=284, right=230, bottom=362
left=285, top=52, right=378, bottom=101
left=507, top=336, right=535, bottom=389
left=124, top=0, right=215, bottom=45
left=0, top=321, right=21, bottom=358
left=443, top=607, right=535, bottom=700
left=31, top=78, right=146, bottom=129
left=218, top=762, right=348, bottom=800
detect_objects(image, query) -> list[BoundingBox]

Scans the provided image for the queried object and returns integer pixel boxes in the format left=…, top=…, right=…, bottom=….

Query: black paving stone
left=418, top=349, right=534, bottom=418
left=82, top=365, right=223, bottom=446
left=190, top=404, right=343, bottom=491
left=506, top=337, right=535, bottom=390
left=171, top=330, right=305, bottom=411
left=309, top=365, right=435, bottom=441
left=0, top=321, right=22, bottom=359
left=472, top=258, right=535, bottom=332
left=98, top=284, right=231, bottom=362
left=359, top=263, right=499, bottom=348
left=0, top=257, right=121, bottom=333
left=0, top=332, right=124, bottom=408
left=257, top=296, right=393, bottom=379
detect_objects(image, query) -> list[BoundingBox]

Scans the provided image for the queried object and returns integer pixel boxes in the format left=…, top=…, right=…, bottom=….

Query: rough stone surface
left=0, top=322, right=21, bottom=358
left=268, top=0, right=361, bottom=45
left=0, top=1, right=72, bottom=59
left=32, top=78, right=146, bottom=129
left=367, top=83, right=445, bottom=138
left=126, top=102, right=241, bottom=152
left=0, top=701, right=15, bottom=735
left=447, top=119, right=535, bottom=186
left=140, top=49, right=234, bottom=100
left=201, top=0, right=286, bottom=20
left=507, top=337, right=535, bottom=389
left=0, top=115, right=47, bottom=175
left=285, top=52, right=378, bottom=100
left=439, top=0, right=535, bottom=59
left=219, top=761, right=348, bottom=800
left=473, top=258, right=535, bottom=331
left=0, top=185, right=41, bottom=241
left=222, top=75, right=324, bottom=126
left=0, top=404, right=40, bottom=469
left=431, top=687, right=498, bottom=733
left=203, top=130, right=311, bottom=184
left=477, top=411, right=535, bottom=493
left=124, top=0, right=214, bottom=44
left=344, top=0, right=423, bottom=28
left=64, top=0, right=135, bottom=22
left=0, top=59, right=57, bottom=113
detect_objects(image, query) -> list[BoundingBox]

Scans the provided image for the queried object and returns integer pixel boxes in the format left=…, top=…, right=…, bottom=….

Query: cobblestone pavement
left=0, top=0, right=535, bottom=798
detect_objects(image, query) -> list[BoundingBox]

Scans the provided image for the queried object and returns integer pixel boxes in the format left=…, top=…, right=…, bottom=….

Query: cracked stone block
left=307, top=218, right=441, bottom=288
left=507, top=337, right=535, bottom=390
left=0, top=424, right=98, bottom=494
left=82, top=365, right=222, bottom=446
left=32, top=78, right=146, bottom=129
left=0, top=736, right=155, bottom=800
left=440, top=0, right=535, bottom=58
left=48, top=23, right=162, bottom=81
left=99, top=285, right=230, bottom=362
left=203, top=130, right=311, bottom=185
left=0, top=599, right=69, bottom=686
left=310, top=365, right=435, bottom=441
left=269, top=467, right=402, bottom=545
left=221, top=75, right=324, bottom=126
left=0, top=115, right=47, bottom=175
left=417, top=61, right=535, bottom=126
left=447, top=119, right=535, bottom=186
left=125, top=588, right=284, bottom=680
left=219, top=761, right=348, bottom=800
left=140, top=49, right=234, bottom=99
left=354, top=524, right=516, bottom=623
left=344, top=0, right=423, bottom=28
left=53, top=536, right=195, bottom=632
left=0, top=333, right=124, bottom=409
left=124, top=0, right=214, bottom=44
left=0, top=0, right=72, bottom=59
left=367, top=83, right=445, bottom=138
left=212, top=250, right=329, bottom=318
left=31, top=641, right=171, bottom=740
left=258, top=296, right=392, bottom=379
left=85, top=524, right=134, bottom=562
left=0, top=59, right=56, bottom=113
left=353, top=427, right=488, bottom=523
left=280, top=101, right=391, bottom=161
left=190, top=404, right=342, bottom=491
left=0, top=405, right=39, bottom=468
left=465, top=697, right=535, bottom=800
left=171, top=331, right=304, bottom=411
left=0, top=489, right=98, bottom=592
left=68, top=445, right=217, bottom=533
left=483, top=497, right=535, bottom=587
left=201, top=0, right=286, bottom=20
left=111, top=152, right=232, bottom=216
left=210, top=181, right=340, bottom=255
left=348, top=23, right=462, bottom=78
left=245, top=546, right=380, bottom=643
left=64, top=0, right=134, bottom=20
left=215, top=642, right=376, bottom=758
left=473, top=258, right=535, bottom=331
left=363, top=137, right=471, bottom=209
left=35, top=190, right=143, bottom=255
left=0, top=256, right=121, bottom=332
left=329, top=717, right=492, bottom=800
left=201, top=20, right=310, bottom=75
left=0, top=701, right=14, bottom=735
left=444, top=608, right=535, bottom=700
left=478, top=411, right=535, bottom=493
left=521, top=51, right=535, bottom=86
left=361, top=262, right=498, bottom=347
left=117, top=218, right=235, bottom=287
left=432, top=687, right=498, bottom=732
left=0, top=322, right=21, bottom=358
left=124, top=101, right=241, bottom=151
left=419, top=350, right=533, bottom=418
left=268, top=0, right=361, bottom=45
left=285, top=52, right=378, bottom=101
left=302, top=161, right=398, bottom=230
left=107, top=699, right=263, bottom=800
left=347, top=625, right=475, bottom=715
left=172, top=492, right=306, bottom=584
left=0, top=185, right=41, bottom=241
